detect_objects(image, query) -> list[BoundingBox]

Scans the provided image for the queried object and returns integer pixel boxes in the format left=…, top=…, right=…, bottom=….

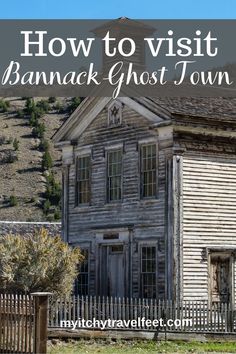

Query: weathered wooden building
left=53, top=96, right=236, bottom=304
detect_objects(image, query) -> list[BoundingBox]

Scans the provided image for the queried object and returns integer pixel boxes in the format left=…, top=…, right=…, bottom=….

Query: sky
left=0, top=0, right=235, bottom=19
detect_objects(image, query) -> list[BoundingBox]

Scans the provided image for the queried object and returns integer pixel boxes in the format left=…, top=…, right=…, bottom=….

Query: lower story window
left=140, top=246, right=156, bottom=298
left=74, top=249, right=89, bottom=295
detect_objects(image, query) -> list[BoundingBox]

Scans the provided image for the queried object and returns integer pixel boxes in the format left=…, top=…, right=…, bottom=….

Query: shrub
left=43, top=199, right=51, bottom=214
left=54, top=101, right=64, bottom=113
left=9, top=195, right=18, bottom=207
left=36, top=99, right=50, bottom=113
left=45, top=173, right=61, bottom=206
left=38, top=139, right=49, bottom=152
left=24, top=98, right=35, bottom=115
left=25, top=99, right=47, bottom=121
left=32, top=122, right=45, bottom=139
left=16, top=109, right=24, bottom=118
left=0, top=99, right=10, bottom=113
left=0, top=228, right=83, bottom=296
left=67, top=97, right=81, bottom=114
left=42, top=150, right=53, bottom=170
left=48, top=97, right=56, bottom=104
left=54, top=208, right=61, bottom=220
left=42, top=173, right=61, bottom=217
left=13, top=138, right=19, bottom=151
left=29, top=112, right=37, bottom=127
left=4, top=150, right=18, bottom=163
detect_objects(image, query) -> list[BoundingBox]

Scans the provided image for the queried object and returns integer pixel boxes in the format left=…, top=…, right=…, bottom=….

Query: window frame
left=107, top=101, right=122, bottom=128
left=139, top=243, right=158, bottom=299
left=139, top=143, right=158, bottom=200
left=75, top=154, right=91, bottom=207
left=74, top=248, right=90, bottom=296
left=106, top=148, right=123, bottom=203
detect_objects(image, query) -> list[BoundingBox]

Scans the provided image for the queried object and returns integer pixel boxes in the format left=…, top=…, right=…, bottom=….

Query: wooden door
left=100, top=244, right=125, bottom=297
left=108, top=245, right=125, bottom=297
left=210, top=253, right=231, bottom=303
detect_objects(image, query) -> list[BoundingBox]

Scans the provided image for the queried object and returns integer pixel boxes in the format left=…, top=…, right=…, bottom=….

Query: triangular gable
left=52, top=97, right=172, bottom=144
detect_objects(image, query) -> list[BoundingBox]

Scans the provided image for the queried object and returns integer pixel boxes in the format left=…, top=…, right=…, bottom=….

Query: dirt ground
left=0, top=97, right=67, bottom=221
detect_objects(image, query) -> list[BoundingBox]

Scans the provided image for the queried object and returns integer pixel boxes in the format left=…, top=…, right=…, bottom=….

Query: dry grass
left=48, top=339, right=236, bottom=354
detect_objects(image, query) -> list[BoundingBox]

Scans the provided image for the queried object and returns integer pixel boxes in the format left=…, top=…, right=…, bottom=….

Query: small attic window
left=108, top=101, right=122, bottom=127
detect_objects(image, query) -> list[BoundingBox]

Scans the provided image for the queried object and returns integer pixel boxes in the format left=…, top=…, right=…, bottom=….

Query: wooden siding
left=182, top=155, right=236, bottom=301
left=63, top=104, right=173, bottom=298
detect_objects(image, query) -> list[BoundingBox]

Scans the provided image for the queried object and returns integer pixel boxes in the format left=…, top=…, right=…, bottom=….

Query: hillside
left=0, top=97, right=77, bottom=222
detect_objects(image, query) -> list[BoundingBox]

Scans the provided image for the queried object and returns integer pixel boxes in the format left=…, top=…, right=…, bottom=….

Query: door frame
left=208, top=250, right=234, bottom=307
left=95, top=229, right=131, bottom=297
left=99, top=243, right=126, bottom=297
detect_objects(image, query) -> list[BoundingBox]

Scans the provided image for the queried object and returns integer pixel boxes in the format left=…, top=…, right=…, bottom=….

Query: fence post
left=31, top=292, right=52, bottom=354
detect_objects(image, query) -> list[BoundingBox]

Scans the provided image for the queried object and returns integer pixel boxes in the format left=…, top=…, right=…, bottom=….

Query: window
left=107, top=150, right=122, bottom=202
left=76, top=156, right=91, bottom=205
left=108, top=102, right=122, bottom=127
left=140, top=144, right=157, bottom=198
left=141, top=246, right=156, bottom=298
left=74, top=249, right=89, bottom=295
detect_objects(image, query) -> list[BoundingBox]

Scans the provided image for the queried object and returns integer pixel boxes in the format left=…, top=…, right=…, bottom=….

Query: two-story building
left=53, top=96, right=236, bottom=305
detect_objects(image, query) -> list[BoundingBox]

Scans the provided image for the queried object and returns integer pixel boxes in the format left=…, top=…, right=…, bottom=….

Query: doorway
left=209, top=252, right=233, bottom=304
left=99, top=244, right=126, bottom=297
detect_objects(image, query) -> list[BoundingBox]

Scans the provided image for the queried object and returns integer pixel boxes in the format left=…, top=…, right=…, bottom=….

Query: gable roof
left=53, top=96, right=236, bottom=144
left=52, top=96, right=172, bottom=144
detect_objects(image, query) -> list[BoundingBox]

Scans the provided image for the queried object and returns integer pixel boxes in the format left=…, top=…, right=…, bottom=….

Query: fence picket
left=45, top=295, right=236, bottom=335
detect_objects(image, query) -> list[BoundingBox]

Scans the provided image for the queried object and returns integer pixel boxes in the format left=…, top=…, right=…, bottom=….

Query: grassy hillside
left=0, top=97, right=80, bottom=222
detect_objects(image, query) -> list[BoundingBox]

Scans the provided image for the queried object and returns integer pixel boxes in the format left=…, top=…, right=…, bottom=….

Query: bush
left=54, top=208, right=61, bottom=220
left=42, top=173, right=61, bottom=217
left=32, top=122, right=45, bottom=139
left=54, top=101, right=64, bottom=113
left=29, top=108, right=45, bottom=126
left=29, top=112, right=37, bottom=127
left=43, top=199, right=51, bottom=215
left=16, top=109, right=24, bottom=118
left=3, top=150, right=18, bottom=163
left=38, top=139, right=49, bottom=152
left=24, top=98, right=35, bottom=115
left=0, top=228, right=83, bottom=296
left=45, top=173, right=61, bottom=206
left=9, top=195, right=18, bottom=207
left=13, top=138, right=19, bottom=151
left=0, top=99, right=10, bottom=113
left=67, top=97, right=81, bottom=114
left=48, top=97, right=56, bottom=104
left=36, top=99, right=50, bottom=113
left=25, top=99, right=47, bottom=121
left=42, top=150, right=53, bottom=170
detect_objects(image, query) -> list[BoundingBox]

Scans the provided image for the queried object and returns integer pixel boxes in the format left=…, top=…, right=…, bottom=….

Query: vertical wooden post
left=31, top=292, right=52, bottom=354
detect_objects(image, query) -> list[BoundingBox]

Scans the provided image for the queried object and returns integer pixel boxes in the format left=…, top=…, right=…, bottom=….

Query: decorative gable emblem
left=108, top=101, right=122, bottom=127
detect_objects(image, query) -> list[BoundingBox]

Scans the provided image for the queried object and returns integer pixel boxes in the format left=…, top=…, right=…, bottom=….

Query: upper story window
left=76, top=155, right=91, bottom=205
left=140, top=144, right=157, bottom=198
left=140, top=246, right=157, bottom=298
left=108, top=102, right=122, bottom=127
left=107, top=149, right=122, bottom=202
